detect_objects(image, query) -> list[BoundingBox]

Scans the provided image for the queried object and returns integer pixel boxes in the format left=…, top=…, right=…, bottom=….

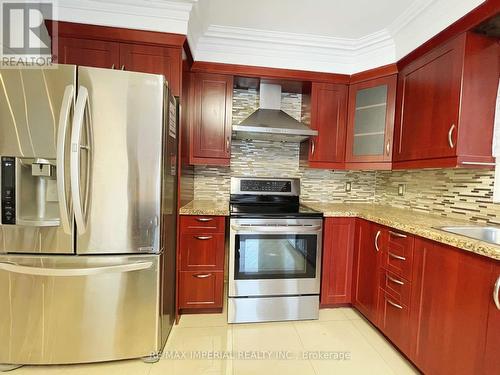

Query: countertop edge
left=179, top=201, right=230, bottom=217
left=304, top=205, right=500, bottom=262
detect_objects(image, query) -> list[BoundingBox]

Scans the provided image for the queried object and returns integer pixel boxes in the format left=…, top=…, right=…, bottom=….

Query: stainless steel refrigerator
left=0, top=65, right=178, bottom=366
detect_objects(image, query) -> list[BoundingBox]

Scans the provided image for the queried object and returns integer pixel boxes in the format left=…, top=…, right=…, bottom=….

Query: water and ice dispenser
left=1, top=157, right=61, bottom=226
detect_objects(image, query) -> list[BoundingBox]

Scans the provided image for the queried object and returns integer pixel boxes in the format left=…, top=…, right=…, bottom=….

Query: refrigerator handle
left=56, top=85, right=74, bottom=235
left=0, top=261, right=153, bottom=277
left=71, top=86, right=92, bottom=235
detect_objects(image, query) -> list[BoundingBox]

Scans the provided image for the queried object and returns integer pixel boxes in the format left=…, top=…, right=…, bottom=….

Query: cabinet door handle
left=196, top=217, right=213, bottom=222
left=386, top=140, right=390, bottom=156
left=494, top=275, right=500, bottom=310
left=111, top=64, right=115, bottom=69
left=448, top=124, right=456, bottom=148
left=311, top=139, right=315, bottom=156
left=193, top=273, right=212, bottom=279
left=389, top=230, right=407, bottom=238
left=195, top=236, right=213, bottom=240
left=120, top=65, right=125, bottom=70
left=389, top=252, right=406, bottom=261
left=387, top=274, right=405, bottom=286
left=375, top=230, right=381, bottom=252
left=386, top=299, right=403, bottom=310
left=226, top=137, right=230, bottom=152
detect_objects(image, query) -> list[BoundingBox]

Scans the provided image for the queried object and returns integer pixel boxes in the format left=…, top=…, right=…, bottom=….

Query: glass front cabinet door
left=345, top=75, right=397, bottom=168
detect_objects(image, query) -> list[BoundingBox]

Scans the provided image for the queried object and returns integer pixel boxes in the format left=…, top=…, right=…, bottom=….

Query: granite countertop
left=303, top=202, right=500, bottom=261
left=179, top=200, right=230, bottom=216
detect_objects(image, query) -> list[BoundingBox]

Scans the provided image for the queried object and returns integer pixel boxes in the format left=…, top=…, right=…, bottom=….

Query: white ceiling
left=196, top=0, right=415, bottom=39
left=55, top=0, right=486, bottom=74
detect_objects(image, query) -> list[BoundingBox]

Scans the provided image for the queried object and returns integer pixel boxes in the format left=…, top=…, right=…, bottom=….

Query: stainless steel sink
left=438, top=226, right=500, bottom=245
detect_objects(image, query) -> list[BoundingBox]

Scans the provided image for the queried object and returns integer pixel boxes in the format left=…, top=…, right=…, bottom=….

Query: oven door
left=229, top=218, right=322, bottom=297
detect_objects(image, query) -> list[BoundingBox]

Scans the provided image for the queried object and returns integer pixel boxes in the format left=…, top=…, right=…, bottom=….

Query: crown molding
left=54, top=0, right=195, bottom=34
left=390, top=0, right=485, bottom=59
left=191, top=25, right=396, bottom=75
left=50, top=0, right=486, bottom=75
left=187, top=0, right=444, bottom=75
left=387, top=0, right=437, bottom=36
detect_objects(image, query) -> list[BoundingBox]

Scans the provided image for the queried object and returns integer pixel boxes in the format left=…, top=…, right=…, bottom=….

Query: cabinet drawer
left=178, top=271, right=223, bottom=309
left=378, top=289, right=411, bottom=353
left=180, top=216, right=225, bottom=233
left=379, top=269, right=411, bottom=306
left=180, top=233, right=225, bottom=271
left=385, top=230, right=414, bottom=280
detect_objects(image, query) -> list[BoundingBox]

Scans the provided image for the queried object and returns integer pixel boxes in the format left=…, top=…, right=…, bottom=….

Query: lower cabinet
left=342, top=219, right=499, bottom=375
left=178, top=271, right=224, bottom=309
left=178, top=215, right=226, bottom=312
left=352, top=219, right=384, bottom=323
left=484, top=263, right=500, bottom=374
left=320, top=218, right=355, bottom=306
left=410, top=238, right=494, bottom=375
left=377, top=288, right=411, bottom=353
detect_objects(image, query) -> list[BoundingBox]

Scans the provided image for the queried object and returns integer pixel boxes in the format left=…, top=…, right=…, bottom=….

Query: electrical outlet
left=398, top=184, right=406, bottom=196
left=345, top=181, right=352, bottom=192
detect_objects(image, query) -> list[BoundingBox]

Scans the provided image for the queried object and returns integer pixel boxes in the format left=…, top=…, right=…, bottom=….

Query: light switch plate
left=398, top=184, right=406, bottom=196
left=345, top=181, right=352, bottom=192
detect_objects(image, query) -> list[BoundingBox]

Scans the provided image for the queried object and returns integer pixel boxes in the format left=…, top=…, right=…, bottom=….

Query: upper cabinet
left=189, top=73, right=233, bottom=166
left=305, top=83, right=348, bottom=169
left=345, top=75, right=397, bottom=169
left=393, top=32, right=499, bottom=169
left=57, top=37, right=120, bottom=69
left=119, top=44, right=181, bottom=96
left=50, top=23, right=183, bottom=96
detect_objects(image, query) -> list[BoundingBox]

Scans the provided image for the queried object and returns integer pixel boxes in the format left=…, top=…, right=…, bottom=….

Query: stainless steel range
left=228, top=177, right=323, bottom=323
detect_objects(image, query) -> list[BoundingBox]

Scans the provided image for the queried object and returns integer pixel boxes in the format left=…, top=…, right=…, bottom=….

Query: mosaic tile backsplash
left=375, top=169, right=498, bottom=224
left=194, top=88, right=499, bottom=224
left=194, top=88, right=377, bottom=204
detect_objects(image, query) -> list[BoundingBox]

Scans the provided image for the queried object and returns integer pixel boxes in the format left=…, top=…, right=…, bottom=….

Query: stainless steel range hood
left=232, top=83, right=317, bottom=142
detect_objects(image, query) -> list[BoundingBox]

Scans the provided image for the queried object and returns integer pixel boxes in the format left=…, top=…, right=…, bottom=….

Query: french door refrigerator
left=0, top=65, right=178, bottom=366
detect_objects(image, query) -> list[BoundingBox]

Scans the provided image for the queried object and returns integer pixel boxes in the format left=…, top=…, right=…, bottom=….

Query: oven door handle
left=231, top=225, right=322, bottom=233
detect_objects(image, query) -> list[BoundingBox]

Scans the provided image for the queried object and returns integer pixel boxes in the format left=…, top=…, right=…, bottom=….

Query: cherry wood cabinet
left=320, top=218, right=355, bottom=307
left=377, top=229, right=414, bottom=354
left=305, top=83, right=348, bottom=169
left=119, top=43, right=181, bottom=96
left=178, top=216, right=225, bottom=233
left=56, top=37, right=119, bottom=69
left=346, top=221, right=500, bottom=375
left=352, top=219, right=384, bottom=323
left=384, top=229, right=414, bottom=281
left=393, top=32, right=499, bottom=169
left=345, top=75, right=397, bottom=169
left=178, top=215, right=226, bottom=312
left=178, top=271, right=224, bottom=310
left=483, top=263, right=500, bottom=374
left=179, top=233, right=225, bottom=271
left=189, top=73, right=233, bottom=166
left=51, top=23, right=183, bottom=96
left=410, top=238, right=494, bottom=375
left=378, top=288, right=411, bottom=353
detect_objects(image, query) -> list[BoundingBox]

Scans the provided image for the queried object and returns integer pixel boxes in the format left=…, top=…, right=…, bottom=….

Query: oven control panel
left=240, top=180, right=292, bottom=193
left=1, top=157, right=16, bottom=225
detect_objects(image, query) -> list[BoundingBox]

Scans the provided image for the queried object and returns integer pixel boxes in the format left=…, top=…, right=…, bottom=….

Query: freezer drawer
left=0, top=255, right=160, bottom=365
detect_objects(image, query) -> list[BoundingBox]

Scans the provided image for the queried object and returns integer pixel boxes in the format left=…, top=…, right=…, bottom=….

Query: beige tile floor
left=10, top=307, right=419, bottom=375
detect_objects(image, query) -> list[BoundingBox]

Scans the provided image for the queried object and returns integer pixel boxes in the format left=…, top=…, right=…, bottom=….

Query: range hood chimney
left=232, top=83, right=317, bottom=142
